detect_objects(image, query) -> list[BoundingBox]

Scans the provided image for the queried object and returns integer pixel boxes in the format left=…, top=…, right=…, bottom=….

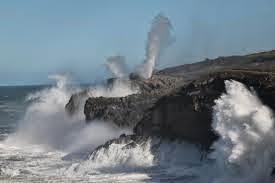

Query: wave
left=64, top=80, right=275, bottom=183
left=4, top=75, right=132, bottom=153
left=1, top=74, right=275, bottom=182
left=208, top=80, right=275, bottom=183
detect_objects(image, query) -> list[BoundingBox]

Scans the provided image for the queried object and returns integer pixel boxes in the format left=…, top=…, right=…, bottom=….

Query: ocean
left=0, top=77, right=159, bottom=182
left=0, top=76, right=275, bottom=183
left=0, top=86, right=43, bottom=139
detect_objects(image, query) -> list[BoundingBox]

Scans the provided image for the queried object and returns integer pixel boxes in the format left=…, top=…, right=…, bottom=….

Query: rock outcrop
left=135, top=70, right=275, bottom=148
left=66, top=50, right=275, bottom=148
left=82, top=70, right=275, bottom=148
left=66, top=74, right=185, bottom=117
left=83, top=74, right=185, bottom=127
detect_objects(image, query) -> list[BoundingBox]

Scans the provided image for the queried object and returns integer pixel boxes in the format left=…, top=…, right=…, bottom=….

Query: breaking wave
left=64, top=80, right=275, bottom=183
left=1, top=76, right=275, bottom=182
left=209, top=80, right=275, bottom=183
left=4, top=75, right=132, bottom=152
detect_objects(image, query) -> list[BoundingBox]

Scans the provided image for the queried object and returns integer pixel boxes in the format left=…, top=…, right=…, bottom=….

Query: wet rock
left=134, top=70, right=275, bottom=149
left=84, top=94, right=158, bottom=127
left=67, top=50, right=275, bottom=149
left=84, top=74, right=185, bottom=127
left=66, top=74, right=184, bottom=117
left=89, top=134, right=150, bottom=160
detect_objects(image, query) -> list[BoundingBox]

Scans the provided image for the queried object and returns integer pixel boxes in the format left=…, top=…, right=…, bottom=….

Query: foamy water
left=0, top=77, right=275, bottom=182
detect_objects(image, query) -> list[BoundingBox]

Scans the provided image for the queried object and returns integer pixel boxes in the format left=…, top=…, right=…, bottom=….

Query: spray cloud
left=106, top=56, right=128, bottom=78
left=208, top=80, right=275, bottom=183
left=6, top=75, right=132, bottom=152
left=136, top=13, right=173, bottom=79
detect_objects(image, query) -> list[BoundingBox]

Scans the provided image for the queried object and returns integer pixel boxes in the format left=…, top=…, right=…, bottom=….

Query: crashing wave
left=5, top=75, right=132, bottom=153
left=64, top=80, right=275, bottom=183
left=2, top=73, right=275, bottom=182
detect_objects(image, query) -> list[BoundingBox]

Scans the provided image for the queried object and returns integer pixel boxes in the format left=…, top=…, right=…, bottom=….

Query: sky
left=0, top=0, right=275, bottom=85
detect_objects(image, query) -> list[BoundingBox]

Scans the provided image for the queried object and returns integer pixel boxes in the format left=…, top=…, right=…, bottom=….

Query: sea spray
left=81, top=139, right=154, bottom=171
left=88, top=78, right=138, bottom=98
left=104, top=13, right=173, bottom=80
left=5, top=75, right=133, bottom=152
left=136, top=14, right=173, bottom=79
left=208, top=80, right=275, bottom=183
left=64, top=136, right=204, bottom=182
left=2, top=76, right=275, bottom=182
left=66, top=80, right=275, bottom=183
left=106, top=56, right=129, bottom=78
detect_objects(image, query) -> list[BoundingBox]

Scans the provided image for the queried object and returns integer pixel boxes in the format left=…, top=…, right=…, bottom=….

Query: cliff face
left=67, top=50, right=275, bottom=148
left=135, top=70, right=275, bottom=148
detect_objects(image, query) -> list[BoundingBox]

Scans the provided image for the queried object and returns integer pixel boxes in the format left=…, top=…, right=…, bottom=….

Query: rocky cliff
left=66, top=50, right=275, bottom=148
left=135, top=70, right=275, bottom=148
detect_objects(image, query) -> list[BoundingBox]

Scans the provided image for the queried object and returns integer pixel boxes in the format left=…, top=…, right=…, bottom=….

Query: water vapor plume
left=136, top=13, right=173, bottom=79
left=106, top=56, right=129, bottom=78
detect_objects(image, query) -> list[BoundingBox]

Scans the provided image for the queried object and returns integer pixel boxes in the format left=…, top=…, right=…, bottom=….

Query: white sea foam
left=5, top=75, right=132, bottom=152
left=66, top=80, right=275, bottom=183
left=1, top=77, right=275, bottom=182
left=207, top=80, right=275, bottom=183
left=67, top=139, right=154, bottom=176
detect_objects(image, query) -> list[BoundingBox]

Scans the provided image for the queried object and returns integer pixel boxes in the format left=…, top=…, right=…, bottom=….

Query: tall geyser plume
left=136, top=13, right=173, bottom=79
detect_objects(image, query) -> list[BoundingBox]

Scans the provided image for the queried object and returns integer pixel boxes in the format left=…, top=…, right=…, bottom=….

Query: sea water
left=0, top=77, right=275, bottom=182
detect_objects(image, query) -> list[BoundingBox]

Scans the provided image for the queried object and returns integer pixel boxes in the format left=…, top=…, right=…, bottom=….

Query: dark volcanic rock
left=66, top=74, right=185, bottom=117
left=134, top=70, right=275, bottom=148
left=65, top=78, right=134, bottom=116
left=84, top=94, right=157, bottom=127
left=84, top=74, right=185, bottom=127
left=68, top=50, right=275, bottom=148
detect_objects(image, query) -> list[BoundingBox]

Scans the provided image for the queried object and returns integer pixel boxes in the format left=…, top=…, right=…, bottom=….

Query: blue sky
left=0, top=0, right=275, bottom=85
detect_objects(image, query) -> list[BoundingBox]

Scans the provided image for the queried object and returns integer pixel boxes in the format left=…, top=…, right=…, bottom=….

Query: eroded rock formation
left=135, top=70, right=275, bottom=148
left=66, top=50, right=275, bottom=148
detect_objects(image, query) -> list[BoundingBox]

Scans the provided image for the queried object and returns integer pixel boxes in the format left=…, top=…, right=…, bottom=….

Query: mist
left=136, top=14, right=173, bottom=79
left=5, top=75, right=133, bottom=153
left=106, top=56, right=128, bottom=78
